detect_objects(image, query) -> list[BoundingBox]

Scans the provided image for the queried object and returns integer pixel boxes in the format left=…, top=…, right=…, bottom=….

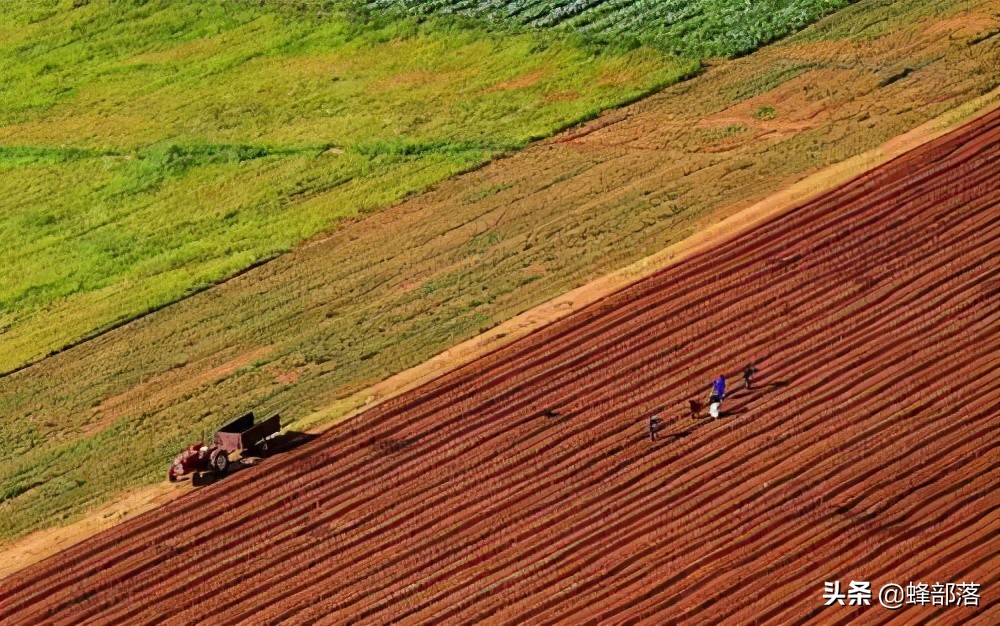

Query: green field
left=368, top=0, right=853, bottom=56
left=0, top=0, right=696, bottom=374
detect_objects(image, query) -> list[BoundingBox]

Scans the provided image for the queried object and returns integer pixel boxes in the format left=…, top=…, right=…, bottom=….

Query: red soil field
left=2, top=108, right=998, bottom=624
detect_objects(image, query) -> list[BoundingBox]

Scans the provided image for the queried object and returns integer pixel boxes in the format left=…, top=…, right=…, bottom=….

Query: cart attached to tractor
left=168, top=412, right=280, bottom=482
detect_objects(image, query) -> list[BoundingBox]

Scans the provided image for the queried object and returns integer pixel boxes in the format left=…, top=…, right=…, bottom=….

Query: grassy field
left=1, top=0, right=995, bottom=546
left=368, top=0, right=854, bottom=57
left=0, top=0, right=698, bottom=374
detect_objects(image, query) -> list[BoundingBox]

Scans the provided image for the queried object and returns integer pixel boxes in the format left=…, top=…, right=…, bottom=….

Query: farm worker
left=708, top=374, right=726, bottom=419
left=649, top=411, right=663, bottom=441
left=710, top=374, right=726, bottom=404
left=743, top=364, right=758, bottom=390
left=688, top=399, right=702, bottom=419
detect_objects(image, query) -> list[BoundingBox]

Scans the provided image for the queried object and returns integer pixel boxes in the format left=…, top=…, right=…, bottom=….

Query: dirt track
left=2, top=108, right=998, bottom=623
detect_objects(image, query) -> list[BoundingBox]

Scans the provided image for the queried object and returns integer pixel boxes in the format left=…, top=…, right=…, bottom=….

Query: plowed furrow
left=1, top=103, right=996, bottom=626
left=82, top=177, right=1000, bottom=624
left=199, top=204, right=1000, bottom=620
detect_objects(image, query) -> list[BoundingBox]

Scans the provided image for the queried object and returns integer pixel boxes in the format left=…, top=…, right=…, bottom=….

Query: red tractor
left=168, top=412, right=280, bottom=482
left=168, top=443, right=230, bottom=482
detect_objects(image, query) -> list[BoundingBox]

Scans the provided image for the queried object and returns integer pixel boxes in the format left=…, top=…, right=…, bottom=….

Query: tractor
left=168, top=412, right=280, bottom=482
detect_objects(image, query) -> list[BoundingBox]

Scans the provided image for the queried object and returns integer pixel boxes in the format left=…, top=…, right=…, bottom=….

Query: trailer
left=214, top=412, right=281, bottom=455
left=168, top=412, right=281, bottom=482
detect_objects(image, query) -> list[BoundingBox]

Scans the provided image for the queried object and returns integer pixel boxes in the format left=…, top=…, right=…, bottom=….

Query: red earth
left=1, top=108, right=997, bottom=625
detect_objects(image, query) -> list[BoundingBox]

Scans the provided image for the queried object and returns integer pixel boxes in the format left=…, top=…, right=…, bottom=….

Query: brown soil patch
left=485, top=69, right=545, bottom=92
left=87, top=346, right=273, bottom=435
left=698, top=69, right=850, bottom=140
left=397, top=277, right=425, bottom=293
left=543, top=90, right=579, bottom=103
left=274, top=369, right=302, bottom=385
left=376, top=69, right=460, bottom=90
left=923, top=12, right=999, bottom=38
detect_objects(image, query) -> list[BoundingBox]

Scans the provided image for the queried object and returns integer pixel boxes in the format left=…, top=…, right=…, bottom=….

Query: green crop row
left=362, top=0, right=854, bottom=57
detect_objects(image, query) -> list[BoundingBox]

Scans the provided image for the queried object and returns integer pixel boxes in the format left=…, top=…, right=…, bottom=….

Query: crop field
left=0, top=0, right=996, bottom=549
left=369, top=0, right=853, bottom=56
left=2, top=105, right=997, bottom=624
left=0, top=0, right=694, bottom=374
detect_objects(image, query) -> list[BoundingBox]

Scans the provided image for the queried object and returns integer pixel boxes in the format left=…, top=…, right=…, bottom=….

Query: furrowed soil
left=1, top=97, right=997, bottom=625
left=0, top=0, right=997, bottom=556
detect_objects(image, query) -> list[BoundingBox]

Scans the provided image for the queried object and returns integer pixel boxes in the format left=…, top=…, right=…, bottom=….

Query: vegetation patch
left=753, top=105, right=778, bottom=120
left=364, top=0, right=855, bottom=57
left=0, top=0, right=858, bottom=374
left=0, top=0, right=695, bottom=373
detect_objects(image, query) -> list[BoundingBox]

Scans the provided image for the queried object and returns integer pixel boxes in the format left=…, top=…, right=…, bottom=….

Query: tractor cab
left=168, top=442, right=228, bottom=482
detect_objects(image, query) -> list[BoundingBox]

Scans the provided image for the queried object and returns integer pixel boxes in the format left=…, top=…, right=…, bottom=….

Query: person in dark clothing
left=743, top=364, right=758, bottom=390
left=689, top=399, right=702, bottom=419
left=649, top=412, right=663, bottom=441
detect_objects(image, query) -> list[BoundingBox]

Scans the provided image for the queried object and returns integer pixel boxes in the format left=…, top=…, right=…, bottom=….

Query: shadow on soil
left=650, top=428, right=692, bottom=442
left=657, top=379, right=791, bottom=430
left=369, top=435, right=420, bottom=456
left=725, top=380, right=790, bottom=401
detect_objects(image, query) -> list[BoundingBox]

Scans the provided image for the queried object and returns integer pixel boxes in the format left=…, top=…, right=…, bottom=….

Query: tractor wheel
left=213, top=453, right=230, bottom=473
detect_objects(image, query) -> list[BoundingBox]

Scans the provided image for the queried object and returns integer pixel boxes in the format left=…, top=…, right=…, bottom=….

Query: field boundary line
left=289, top=86, right=1000, bottom=435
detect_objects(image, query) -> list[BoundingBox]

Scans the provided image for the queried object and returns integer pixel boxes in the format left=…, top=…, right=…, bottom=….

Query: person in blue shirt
left=711, top=374, right=726, bottom=403
left=709, top=374, right=726, bottom=419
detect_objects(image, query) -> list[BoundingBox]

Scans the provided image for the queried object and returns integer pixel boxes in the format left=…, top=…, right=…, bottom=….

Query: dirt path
left=0, top=484, right=175, bottom=581
left=1, top=103, right=996, bottom=623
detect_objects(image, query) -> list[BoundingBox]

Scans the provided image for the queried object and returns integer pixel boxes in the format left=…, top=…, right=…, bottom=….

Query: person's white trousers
left=709, top=402, right=721, bottom=418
